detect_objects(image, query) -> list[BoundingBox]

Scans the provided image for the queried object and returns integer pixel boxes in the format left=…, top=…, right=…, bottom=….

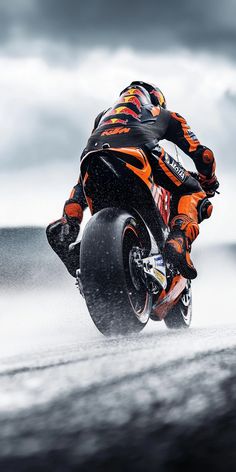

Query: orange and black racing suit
left=65, top=94, right=216, bottom=247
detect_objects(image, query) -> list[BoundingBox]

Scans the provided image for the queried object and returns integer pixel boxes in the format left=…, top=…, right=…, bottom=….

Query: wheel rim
left=123, top=224, right=151, bottom=323
left=180, top=283, right=192, bottom=325
left=182, top=291, right=191, bottom=307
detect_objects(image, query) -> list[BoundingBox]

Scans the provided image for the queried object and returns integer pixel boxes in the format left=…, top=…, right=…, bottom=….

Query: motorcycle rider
left=47, top=81, right=219, bottom=280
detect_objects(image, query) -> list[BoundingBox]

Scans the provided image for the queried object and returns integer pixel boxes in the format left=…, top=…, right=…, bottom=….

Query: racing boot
left=164, top=215, right=199, bottom=280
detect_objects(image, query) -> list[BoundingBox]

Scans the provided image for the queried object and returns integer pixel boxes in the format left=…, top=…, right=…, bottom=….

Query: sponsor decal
left=101, top=127, right=131, bottom=136
left=103, top=118, right=127, bottom=125
left=164, top=154, right=186, bottom=182
left=187, top=130, right=198, bottom=142
left=154, top=255, right=165, bottom=267
left=153, top=269, right=167, bottom=287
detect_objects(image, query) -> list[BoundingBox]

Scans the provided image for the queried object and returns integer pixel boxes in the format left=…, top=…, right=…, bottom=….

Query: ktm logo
left=101, top=127, right=130, bottom=136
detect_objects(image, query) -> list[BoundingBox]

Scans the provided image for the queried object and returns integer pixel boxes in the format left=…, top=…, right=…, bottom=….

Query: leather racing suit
left=47, top=87, right=217, bottom=278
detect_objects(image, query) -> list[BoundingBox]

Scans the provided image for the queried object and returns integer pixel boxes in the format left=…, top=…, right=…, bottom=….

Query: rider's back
left=83, top=86, right=171, bottom=153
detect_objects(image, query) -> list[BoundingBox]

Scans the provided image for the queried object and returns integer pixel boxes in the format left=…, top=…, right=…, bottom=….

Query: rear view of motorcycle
left=75, top=146, right=192, bottom=336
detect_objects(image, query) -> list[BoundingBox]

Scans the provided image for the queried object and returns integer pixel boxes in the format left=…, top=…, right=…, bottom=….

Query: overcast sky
left=0, top=0, right=235, bottom=241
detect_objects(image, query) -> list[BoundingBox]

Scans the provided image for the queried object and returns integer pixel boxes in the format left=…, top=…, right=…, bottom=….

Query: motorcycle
left=73, top=146, right=192, bottom=336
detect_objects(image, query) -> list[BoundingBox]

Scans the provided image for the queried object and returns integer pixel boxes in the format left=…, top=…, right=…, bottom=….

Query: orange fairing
left=153, top=274, right=187, bottom=320
left=109, top=147, right=153, bottom=190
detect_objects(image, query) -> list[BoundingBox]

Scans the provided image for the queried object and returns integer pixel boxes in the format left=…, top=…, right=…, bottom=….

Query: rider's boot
left=164, top=215, right=199, bottom=280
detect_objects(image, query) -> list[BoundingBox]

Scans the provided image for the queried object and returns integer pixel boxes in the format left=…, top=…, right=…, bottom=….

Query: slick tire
left=164, top=281, right=192, bottom=329
left=80, top=208, right=152, bottom=336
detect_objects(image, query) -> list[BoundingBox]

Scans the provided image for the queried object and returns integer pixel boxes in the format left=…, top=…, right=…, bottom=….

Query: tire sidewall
left=80, top=208, right=151, bottom=335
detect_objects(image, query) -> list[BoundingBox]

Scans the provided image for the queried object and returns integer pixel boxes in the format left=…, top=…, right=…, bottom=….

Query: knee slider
left=197, top=198, right=213, bottom=223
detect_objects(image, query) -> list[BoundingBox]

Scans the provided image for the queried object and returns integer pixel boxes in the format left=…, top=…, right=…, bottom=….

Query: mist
left=0, top=227, right=235, bottom=361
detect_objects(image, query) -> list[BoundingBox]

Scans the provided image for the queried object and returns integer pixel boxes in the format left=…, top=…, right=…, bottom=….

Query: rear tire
left=80, top=208, right=152, bottom=336
left=164, top=281, right=192, bottom=329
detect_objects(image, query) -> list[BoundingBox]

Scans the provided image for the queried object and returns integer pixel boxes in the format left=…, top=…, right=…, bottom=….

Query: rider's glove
left=199, top=174, right=220, bottom=198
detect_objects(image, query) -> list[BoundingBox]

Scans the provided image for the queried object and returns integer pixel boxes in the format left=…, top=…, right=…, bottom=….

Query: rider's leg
left=148, top=147, right=213, bottom=279
left=165, top=188, right=212, bottom=279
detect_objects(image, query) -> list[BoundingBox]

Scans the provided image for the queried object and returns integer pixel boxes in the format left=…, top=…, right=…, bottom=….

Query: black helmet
left=120, top=81, right=167, bottom=109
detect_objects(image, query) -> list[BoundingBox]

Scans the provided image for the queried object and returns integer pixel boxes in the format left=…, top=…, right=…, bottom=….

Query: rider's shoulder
left=168, top=111, right=188, bottom=123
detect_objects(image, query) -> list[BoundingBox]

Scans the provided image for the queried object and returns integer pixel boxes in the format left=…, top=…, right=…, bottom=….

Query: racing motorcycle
left=73, top=145, right=192, bottom=336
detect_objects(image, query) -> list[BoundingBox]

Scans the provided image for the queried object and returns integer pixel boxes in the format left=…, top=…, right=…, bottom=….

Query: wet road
left=0, top=287, right=236, bottom=471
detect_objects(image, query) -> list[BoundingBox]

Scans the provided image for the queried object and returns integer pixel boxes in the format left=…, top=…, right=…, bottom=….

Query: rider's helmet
left=120, top=81, right=167, bottom=109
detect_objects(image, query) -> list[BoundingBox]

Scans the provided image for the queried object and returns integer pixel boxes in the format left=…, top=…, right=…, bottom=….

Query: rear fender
left=80, top=150, right=168, bottom=249
left=80, top=150, right=127, bottom=182
left=152, top=275, right=187, bottom=320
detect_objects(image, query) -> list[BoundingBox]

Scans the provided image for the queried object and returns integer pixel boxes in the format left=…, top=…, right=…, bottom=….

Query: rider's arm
left=164, top=112, right=216, bottom=179
left=63, top=179, right=88, bottom=223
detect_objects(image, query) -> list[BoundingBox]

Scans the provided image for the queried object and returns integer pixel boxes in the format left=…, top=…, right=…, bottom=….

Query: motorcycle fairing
left=80, top=147, right=170, bottom=249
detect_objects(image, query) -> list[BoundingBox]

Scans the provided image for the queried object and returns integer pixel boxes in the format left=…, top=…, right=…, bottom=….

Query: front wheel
left=80, top=208, right=152, bottom=336
left=164, top=281, right=192, bottom=329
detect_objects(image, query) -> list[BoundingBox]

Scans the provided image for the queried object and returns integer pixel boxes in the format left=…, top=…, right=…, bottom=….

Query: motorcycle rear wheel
left=80, top=208, right=152, bottom=336
left=164, top=281, right=192, bottom=329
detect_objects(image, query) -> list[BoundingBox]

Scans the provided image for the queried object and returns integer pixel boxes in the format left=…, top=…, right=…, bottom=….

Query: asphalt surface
left=1, top=286, right=236, bottom=472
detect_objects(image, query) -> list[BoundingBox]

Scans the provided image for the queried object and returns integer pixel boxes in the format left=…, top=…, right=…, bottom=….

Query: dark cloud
left=1, top=0, right=236, bottom=61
